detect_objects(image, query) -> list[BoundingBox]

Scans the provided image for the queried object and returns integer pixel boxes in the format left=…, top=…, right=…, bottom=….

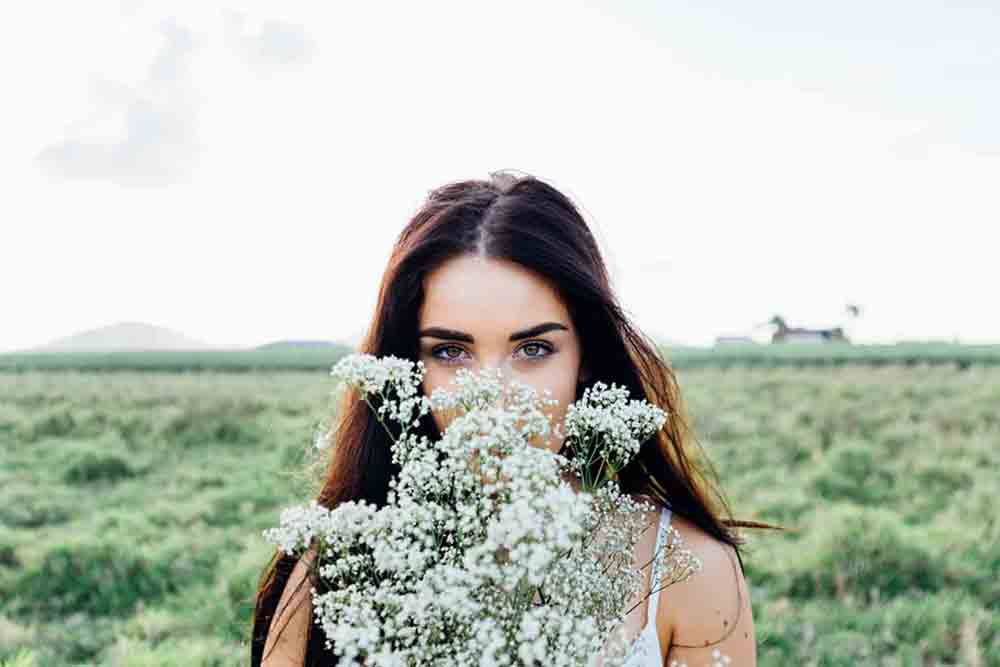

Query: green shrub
left=115, top=414, right=154, bottom=447
left=63, top=452, right=136, bottom=485
left=0, top=495, right=72, bottom=528
left=0, top=649, right=38, bottom=667
left=99, top=636, right=245, bottom=666
left=0, top=544, right=19, bottom=569
left=811, top=442, right=896, bottom=505
left=10, top=542, right=178, bottom=619
left=756, top=592, right=998, bottom=665
left=160, top=410, right=261, bottom=449
left=781, top=505, right=951, bottom=602
left=25, top=409, right=77, bottom=441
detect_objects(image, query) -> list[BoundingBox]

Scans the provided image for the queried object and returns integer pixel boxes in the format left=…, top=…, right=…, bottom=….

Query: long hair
left=250, top=170, right=780, bottom=665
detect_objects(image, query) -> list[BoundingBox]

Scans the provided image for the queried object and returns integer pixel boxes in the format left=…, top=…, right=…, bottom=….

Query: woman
left=251, top=171, right=770, bottom=666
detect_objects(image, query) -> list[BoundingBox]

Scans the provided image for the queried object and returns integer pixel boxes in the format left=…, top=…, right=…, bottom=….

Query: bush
left=10, top=542, right=178, bottom=619
left=756, top=592, right=998, bottom=665
left=63, top=452, right=136, bottom=485
left=160, top=409, right=261, bottom=449
left=780, top=505, right=952, bottom=602
left=0, top=495, right=72, bottom=529
left=0, top=649, right=38, bottom=667
left=25, top=409, right=77, bottom=441
left=811, top=442, right=896, bottom=505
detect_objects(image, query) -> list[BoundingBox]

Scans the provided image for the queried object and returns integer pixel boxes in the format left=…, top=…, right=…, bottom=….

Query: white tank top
left=590, top=506, right=673, bottom=667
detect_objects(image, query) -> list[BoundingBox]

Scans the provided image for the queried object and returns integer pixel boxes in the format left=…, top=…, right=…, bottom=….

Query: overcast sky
left=3, top=0, right=998, bottom=352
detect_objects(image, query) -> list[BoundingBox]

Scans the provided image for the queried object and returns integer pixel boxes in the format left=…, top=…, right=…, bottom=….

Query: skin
left=659, top=514, right=758, bottom=666
left=417, top=254, right=590, bottom=452
left=263, top=253, right=757, bottom=666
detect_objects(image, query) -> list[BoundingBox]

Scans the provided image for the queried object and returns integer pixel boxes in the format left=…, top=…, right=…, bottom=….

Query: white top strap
left=646, top=507, right=672, bottom=623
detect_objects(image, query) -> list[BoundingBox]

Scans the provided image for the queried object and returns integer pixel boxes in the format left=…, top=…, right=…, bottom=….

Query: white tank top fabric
left=589, top=506, right=673, bottom=667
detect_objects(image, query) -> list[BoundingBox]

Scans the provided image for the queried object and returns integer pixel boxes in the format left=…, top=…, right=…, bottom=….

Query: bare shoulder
left=261, top=547, right=318, bottom=667
left=655, top=513, right=757, bottom=666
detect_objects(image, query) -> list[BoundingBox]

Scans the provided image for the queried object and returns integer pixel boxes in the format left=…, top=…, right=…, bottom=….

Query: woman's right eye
left=431, top=345, right=468, bottom=364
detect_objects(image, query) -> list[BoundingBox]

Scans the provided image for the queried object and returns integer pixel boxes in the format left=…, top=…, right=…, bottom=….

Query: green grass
left=1, top=362, right=997, bottom=665
left=0, top=346, right=353, bottom=373
left=3, top=341, right=999, bottom=373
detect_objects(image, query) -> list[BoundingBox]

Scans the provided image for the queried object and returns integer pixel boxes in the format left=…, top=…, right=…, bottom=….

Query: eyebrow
left=418, top=321, right=569, bottom=343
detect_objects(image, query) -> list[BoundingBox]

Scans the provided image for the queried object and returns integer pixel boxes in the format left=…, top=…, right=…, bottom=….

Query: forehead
left=418, top=255, right=571, bottom=330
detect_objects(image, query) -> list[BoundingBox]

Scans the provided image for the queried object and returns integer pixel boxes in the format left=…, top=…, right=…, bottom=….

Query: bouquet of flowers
left=263, top=354, right=704, bottom=666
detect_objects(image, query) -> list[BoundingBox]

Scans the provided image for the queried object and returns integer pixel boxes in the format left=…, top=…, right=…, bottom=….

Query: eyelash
left=430, top=341, right=554, bottom=365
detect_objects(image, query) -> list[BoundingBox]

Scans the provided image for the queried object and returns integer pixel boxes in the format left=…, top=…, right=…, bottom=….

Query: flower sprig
left=263, top=353, right=702, bottom=667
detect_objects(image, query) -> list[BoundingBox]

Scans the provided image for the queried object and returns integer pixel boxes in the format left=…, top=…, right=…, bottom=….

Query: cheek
left=541, top=385, right=576, bottom=452
left=422, top=368, right=458, bottom=433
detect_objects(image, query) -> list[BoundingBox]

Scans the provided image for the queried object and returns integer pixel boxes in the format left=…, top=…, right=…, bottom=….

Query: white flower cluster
left=563, top=382, right=668, bottom=487
left=330, top=353, right=431, bottom=434
left=262, top=354, right=702, bottom=666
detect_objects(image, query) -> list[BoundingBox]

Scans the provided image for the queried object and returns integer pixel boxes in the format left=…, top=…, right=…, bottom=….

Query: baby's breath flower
left=263, top=353, right=702, bottom=666
left=563, top=382, right=668, bottom=487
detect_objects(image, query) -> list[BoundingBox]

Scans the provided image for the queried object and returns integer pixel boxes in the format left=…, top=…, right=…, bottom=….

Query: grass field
left=2, top=341, right=1000, bottom=373
left=1, top=355, right=998, bottom=665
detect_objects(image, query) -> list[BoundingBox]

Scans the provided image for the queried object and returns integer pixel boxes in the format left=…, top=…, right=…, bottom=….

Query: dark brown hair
left=250, top=170, right=779, bottom=665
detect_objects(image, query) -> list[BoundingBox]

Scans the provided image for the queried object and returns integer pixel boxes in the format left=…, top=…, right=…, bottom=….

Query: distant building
left=769, top=316, right=849, bottom=344
left=775, top=331, right=830, bottom=344
left=714, top=336, right=757, bottom=346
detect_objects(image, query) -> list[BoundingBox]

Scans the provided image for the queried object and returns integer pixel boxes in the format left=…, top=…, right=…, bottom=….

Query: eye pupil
left=524, top=343, right=548, bottom=358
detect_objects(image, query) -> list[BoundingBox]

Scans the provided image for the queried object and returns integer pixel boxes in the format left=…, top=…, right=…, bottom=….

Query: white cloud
left=224, top=11, right=314, bottom=68
left=35, top=18, right=199, bottom=187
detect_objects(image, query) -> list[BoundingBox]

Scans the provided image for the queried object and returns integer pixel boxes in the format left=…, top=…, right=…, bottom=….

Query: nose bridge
left=477, top=355, right=516, bottom=394
left=478, top=348, right=510, bottom=374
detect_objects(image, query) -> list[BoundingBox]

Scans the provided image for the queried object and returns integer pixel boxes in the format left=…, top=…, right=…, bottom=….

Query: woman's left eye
left=517, top=341, right=553, bottom=361
left=431, top=345, right=469, bottom=364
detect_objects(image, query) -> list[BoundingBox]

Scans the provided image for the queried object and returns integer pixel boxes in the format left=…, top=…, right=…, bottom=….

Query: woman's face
left=417, top=254, right=588, bottom=453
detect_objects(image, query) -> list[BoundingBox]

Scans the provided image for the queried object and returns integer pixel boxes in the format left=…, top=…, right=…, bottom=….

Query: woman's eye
left=518, top=342, right=553, bottom=361
left=432, top=345, right=468, bottom=364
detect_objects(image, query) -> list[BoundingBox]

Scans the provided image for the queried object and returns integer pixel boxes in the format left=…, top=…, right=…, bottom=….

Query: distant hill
left=338, top=328, right=367, bottom=350
left=27, top=321, right=237, bottom=353
left=254, top=340, right=344, bottom=350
